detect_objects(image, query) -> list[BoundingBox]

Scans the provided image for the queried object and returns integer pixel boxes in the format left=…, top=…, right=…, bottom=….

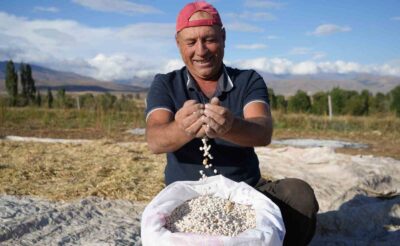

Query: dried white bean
left=165, top=195, right=256, bottom=237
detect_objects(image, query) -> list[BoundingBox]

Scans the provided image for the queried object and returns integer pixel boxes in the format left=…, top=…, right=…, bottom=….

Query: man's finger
left=203, top=115, right=221, bottom=133
left=186, top=116, right=205, bottom=136
left=182, top=109, right=204, bottom=127
left=182, top=102, right=204, bottom=117
left=183, top=100, right=197, bottom=107
left=204, top=108, right=225, bottom=125
left=205, top=124, right=218, bottom=138
left=210, top=97, right=220, bottom=105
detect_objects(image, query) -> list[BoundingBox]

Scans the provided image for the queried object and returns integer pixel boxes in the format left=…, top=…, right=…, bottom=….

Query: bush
left=287, top=90, right=311, bottom=113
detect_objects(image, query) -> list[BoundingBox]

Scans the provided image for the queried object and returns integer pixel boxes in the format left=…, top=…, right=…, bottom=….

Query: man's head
left=175, top=1, right=226, bottom=81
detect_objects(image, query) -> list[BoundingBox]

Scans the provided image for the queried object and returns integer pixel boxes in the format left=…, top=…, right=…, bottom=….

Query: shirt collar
left=186, top=65, right=234, bottom=92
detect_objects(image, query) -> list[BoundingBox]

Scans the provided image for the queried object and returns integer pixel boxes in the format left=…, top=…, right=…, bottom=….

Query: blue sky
left=1, top=0, right=400, bottom=81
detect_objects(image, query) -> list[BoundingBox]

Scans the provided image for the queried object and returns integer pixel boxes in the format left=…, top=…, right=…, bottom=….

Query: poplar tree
left=36, top=91, right=42, bottom=107
left=19, top=63, right=28, bottom=102
left=47, top=88, right=53, bottom=108
left=390, top=85, right=400, bottom=117
left=5, top=60, right=18, bottom=106
left=26, top=64, right=36, bottom=102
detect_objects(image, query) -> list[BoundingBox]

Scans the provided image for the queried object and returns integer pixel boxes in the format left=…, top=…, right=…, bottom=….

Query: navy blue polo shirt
left=145, top=65, right=269, bottom=187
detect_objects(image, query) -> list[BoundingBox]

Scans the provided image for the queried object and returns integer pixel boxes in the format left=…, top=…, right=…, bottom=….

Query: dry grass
left=0, top=139, right=165, bottom=202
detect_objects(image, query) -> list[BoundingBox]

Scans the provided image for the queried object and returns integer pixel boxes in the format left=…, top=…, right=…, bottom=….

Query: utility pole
left=328, top=94, right=333, bottom=120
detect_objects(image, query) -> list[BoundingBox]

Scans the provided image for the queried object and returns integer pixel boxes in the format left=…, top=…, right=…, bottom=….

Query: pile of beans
left=165, top=195, right=256, bottom=237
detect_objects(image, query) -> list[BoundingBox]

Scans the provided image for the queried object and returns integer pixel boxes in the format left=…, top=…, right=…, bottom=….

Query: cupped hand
left=203, top=97, right=234, bottom=138
left=175, top=100, right=206, bottom=138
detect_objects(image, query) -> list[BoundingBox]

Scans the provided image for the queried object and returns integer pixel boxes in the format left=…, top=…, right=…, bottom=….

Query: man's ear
left=221, top=27, right=226, bottom=47
left=175, top=33, right=180, bottom=47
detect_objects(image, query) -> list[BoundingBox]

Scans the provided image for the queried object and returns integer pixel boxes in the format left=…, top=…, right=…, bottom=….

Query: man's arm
left=203, top=98, right=272, bottom=147
left=146, top=100, right=205, bottom=154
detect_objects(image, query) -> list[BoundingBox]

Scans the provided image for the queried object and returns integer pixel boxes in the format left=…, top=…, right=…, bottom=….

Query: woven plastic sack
left=141, top=175, right=285, bottom=246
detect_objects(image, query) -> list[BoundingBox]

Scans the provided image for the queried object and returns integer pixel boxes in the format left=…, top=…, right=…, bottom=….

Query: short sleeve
left=145, top=74, right=175, bottom=120
left=243, top=70, right=270, bottom=110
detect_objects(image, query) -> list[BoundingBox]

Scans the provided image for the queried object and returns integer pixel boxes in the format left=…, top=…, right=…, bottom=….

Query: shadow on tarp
left=311, top=194, right=400, bottom=245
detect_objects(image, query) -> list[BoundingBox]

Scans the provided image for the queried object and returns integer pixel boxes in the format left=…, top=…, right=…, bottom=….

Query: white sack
left=141, top=175, right=285, bottom=246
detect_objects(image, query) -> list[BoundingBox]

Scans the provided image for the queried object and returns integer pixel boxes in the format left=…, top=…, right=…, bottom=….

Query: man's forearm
left=146, top=121, right=193, bottom=154
left=219, top=117, right=272, bottom=147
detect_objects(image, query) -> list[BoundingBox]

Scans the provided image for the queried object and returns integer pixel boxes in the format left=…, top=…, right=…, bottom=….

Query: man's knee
left=274, top=178, right=319, bottom=218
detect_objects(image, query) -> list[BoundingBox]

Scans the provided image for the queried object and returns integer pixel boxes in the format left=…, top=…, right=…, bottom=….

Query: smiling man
left=145, top=1, right=318, bottom=245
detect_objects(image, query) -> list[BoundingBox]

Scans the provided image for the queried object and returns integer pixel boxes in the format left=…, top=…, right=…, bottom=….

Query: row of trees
left=5, top=60, right=37, bottom=106
left=268, top=86, right=400, bottom=116
left=3, top=59, right=400, bottom=116
left=3, top=60, right=139, bottom=111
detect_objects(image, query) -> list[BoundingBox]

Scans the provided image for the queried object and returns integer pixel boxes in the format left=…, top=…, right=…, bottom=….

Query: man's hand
left=175, top=100, right=206, bottom=138
left=203, top=97, right=234, bottom=138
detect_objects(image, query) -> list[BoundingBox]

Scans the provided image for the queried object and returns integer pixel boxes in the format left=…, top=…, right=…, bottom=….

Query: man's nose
left=195, top=40, right=208, bottom=56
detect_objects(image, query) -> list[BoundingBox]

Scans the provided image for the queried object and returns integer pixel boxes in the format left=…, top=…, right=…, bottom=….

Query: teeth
left=195, top=57, right=211, bottom=64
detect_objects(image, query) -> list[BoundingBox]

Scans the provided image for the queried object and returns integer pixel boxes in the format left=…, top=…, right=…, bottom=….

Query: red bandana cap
left=176, top=1, right=223, bottom=33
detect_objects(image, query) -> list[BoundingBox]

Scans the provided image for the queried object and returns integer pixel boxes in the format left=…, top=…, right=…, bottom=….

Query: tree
left=26, top=64, right=36, bottom=102
left=5, top=60, right=18, bottom=106
left=369, top=92, right=389, bottom=115
left=344, top=93, right=364, bottom=116
left=276, top=95, right=287, bottom=112
left=19, top=63, right=28, bottom=104
left=79, top=93, right=95, bottom=109
left=287, top=90, right=311, bottom=113
left=311, top=92, right=328, bottom=115
left=390, top=85, right=400, bottom=117
left=330, top=87, right=359, bottom=115
left=268, top=88, right=277, bottom=110
left=47, top=88, right=53, bottom=108
left=330, top=87, right=346, bottom=115
left=56, top=88, right=66, bottom=108
left=18, top=63, right=36, bottom=105
left=36, top=91, right=42, bottom=107
left=97, top=92, right=117, bottom=111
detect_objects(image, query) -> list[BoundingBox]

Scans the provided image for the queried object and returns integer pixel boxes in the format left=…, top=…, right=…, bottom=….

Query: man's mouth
left=193, top=57, right=213, bottom=65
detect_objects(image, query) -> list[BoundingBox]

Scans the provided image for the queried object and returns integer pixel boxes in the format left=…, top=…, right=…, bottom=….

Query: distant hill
left=1, top=61, right=399, bottom=96
left=260, top=72, right=400, bottom=96
left=0, top=61, right=147, bottom=94
left=119, top=69, right=400, bottom=96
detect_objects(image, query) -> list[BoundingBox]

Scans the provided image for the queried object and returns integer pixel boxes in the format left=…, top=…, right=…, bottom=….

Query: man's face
left=176, top=25, right=225, bottom=81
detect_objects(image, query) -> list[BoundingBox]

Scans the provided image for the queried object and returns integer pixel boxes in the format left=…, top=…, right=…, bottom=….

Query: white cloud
left=33, top=6, right=59, bottom=13
left=72, top=0, right=161, bottom=15
left=392, top=16, right=400, bottom=21
left=244, top=0, right=283, bottom=9
left=235, top=43, right=267, bottom=50
left=163, top=59, right=185, bottom=73
left=232, top=57, right=400, bottom=76
left=225, top=11, right=276, bottom=21
left=225, top=22, right=264, bottom=32
left=309, top=24, right=351, bottom=36
left=0, top=11, right=176, bottom=80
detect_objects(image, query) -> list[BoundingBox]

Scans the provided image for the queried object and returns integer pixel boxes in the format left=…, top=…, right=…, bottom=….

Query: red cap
left=176, top=1, right=223, bottom=33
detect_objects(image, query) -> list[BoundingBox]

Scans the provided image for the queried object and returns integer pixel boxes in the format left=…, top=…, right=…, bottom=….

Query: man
left=145, top=1, right=318, bottom=245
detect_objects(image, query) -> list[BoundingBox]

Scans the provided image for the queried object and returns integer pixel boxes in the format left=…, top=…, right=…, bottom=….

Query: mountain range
left=1, top=61, right=399, bottom=96
left=0, top=62, right=146, bottom=94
